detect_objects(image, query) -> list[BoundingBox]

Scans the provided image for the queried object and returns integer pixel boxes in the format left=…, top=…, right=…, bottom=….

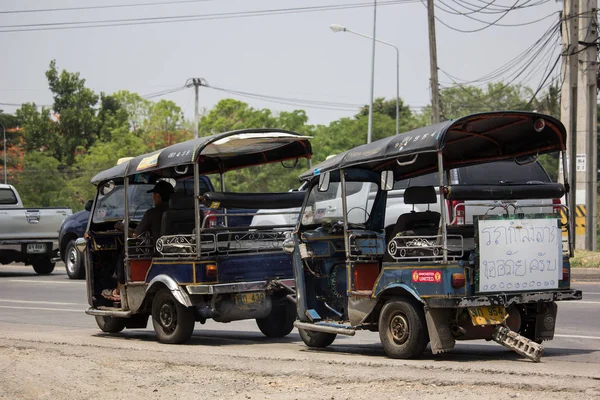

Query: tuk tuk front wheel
left=298, top=328, right=336, bottom=348
left=151, top=289, right=195, bottom=344
left=256, top=301, right=295, bottom=338
left=95, top=315, right=126, bottom=333
left=378, top=297, right=428, bottom=359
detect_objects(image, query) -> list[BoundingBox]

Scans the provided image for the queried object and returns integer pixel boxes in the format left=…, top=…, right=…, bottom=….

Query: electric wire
left=0, top=0, right=217, bottom=15
left=0, top=1, right=417, bottom=33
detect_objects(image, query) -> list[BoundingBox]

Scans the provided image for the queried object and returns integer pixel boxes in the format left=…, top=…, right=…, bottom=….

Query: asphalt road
left=0, top=262, right=598, bottom=362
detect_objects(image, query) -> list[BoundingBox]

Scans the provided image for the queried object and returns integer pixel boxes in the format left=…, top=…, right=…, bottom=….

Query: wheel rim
left=66, top=246, right=78, bottom=274
left=159, top=300, right=177, bottom=334
left=390, top=313, right=410, bottom=344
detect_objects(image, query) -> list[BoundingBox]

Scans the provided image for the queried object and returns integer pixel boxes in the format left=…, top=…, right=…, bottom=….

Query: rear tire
left=298, top=328, right=337, bottom=348
left=378, top=296, right=428, bottom=359
left=152, top=289, right=195, bottom=344
left=32, top=258, right=55, bottom=275
left=95, top=315, right=126, bottom=333
left=65, top=240, right=85, bottom=279
left=256, top=301, right=295, bottom=338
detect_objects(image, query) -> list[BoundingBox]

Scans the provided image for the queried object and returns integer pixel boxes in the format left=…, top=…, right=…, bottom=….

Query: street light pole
left=330, top=24, right=400, bottom=136
left=0, top=122, right=6, bottom=184
left=367, top=0, right=377, bottom=144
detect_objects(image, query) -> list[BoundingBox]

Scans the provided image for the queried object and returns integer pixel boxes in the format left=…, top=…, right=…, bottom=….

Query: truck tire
left=298, top=328, right=336, bottom=348
left=256, top=302, right=295, bottom=338
left=32, top=258, right=55, bottom=275
left=65, top=240, right=85, bottom=280
left=378, top=296, right=428, bottom=359
left=95, top=315, right=126, bottom=333
left=152, top=289, right=195, bottom=344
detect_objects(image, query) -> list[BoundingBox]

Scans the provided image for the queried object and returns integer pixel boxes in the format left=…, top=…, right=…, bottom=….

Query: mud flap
left=492, top=325, right=544, bottom=362
left=424, top=307, right=455, bottom=354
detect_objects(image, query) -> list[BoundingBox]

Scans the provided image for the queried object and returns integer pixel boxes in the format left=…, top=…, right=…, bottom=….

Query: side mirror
left=75, top=237, right=87, bottom=253
left=318, top=172, right=330, bottom=192
left=84, top=200, right=93, bottom=212
left=381, top=170, right=394, bottom=191
left=100, top=180, right=115, bottom=195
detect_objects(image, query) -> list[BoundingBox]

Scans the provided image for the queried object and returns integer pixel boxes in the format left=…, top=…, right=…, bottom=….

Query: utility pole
left=367, top=0, right=377, bottom=144
left=426, top=0, right=441, bottom=124
left=185, top=78, right=205, bottom=139
left=560, top=0, right=579, bottom=248
left=1, top=121, right=6, bottom=184
left=577, top=0, right=598, bottom=250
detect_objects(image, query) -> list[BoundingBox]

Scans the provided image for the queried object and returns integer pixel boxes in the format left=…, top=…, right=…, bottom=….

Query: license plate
left=26, top=244, right=46, bottom=254
left=233, top=292, right=266, bottom=307
left=468, top=306, right=506, bottom=326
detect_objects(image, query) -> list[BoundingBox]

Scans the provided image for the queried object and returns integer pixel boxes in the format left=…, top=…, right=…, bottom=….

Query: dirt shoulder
left=0, top=329, right=598, bottom=400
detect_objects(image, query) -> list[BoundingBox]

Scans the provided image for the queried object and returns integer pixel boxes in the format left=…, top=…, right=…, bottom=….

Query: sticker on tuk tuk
left=136, top=152, right=160, bottom=171
left=412, top=270, right=442, bottom=283
left=209, top=201, right=221, bottom=209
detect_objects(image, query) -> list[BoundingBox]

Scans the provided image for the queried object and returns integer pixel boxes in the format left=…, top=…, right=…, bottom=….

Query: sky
left=0, top=0, right=566, bottom=126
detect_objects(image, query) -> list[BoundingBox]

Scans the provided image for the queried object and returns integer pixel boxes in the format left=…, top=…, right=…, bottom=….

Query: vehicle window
left=409, top=172, right=444, bottom=187
left=0, top=188, right=17, bottom=205
left=393, top=179, right=409, bottom=190
left=93, top=184, right=154, bottom=223
left=457, top=161, right=551, bottom=184
left=302, top=181, right=376, bottom=226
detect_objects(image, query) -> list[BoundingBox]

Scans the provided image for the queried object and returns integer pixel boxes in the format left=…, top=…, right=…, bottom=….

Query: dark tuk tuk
left=285, top=112, right=581, bottom=361
left=78, top=129, right=311, bottom=343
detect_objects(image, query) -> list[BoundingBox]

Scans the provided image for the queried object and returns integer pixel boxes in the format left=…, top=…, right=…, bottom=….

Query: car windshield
left=301, top=181, right=376, bottom=226
left=93, top=183, right=154, bottom=223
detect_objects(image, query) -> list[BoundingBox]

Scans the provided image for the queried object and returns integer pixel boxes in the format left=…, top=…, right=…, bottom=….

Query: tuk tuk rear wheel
left=298, top=328, right=336, bottom=348
left=151, top=289, right=195, bottom=344
left=378, top=297, right=428, bottom=359
left=256, top=301, right=295, bottom=338
left=32, top=258, right=55, bottom=275
left=95, top=315, right=126, bottom=333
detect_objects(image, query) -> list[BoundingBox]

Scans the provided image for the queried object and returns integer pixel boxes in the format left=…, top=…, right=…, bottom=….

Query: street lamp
left=0, top=121, right=6, bottom=184
left=330, top=23, right=400, bottom=138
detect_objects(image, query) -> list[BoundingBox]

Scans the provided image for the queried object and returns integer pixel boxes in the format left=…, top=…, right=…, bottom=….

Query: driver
left=104, top=180, right=174, bottom=301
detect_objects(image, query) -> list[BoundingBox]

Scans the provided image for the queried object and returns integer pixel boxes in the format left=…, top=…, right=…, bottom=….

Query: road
left=0, top=263, right=599, bottom=399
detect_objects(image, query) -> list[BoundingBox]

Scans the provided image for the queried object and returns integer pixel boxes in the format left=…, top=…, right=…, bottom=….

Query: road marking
left=555, top=334, right=600, bottom=340
left=0, top=305, right=81, bottom=313
left=0, top=299, right=85, bottom=306
left=582, top=292, right=600, bottom=295
left=559, top=301, right=600, bottom=304
left=6, top=279, right=83, bottom=285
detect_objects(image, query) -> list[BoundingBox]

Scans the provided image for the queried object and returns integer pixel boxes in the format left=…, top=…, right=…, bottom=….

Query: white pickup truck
left=0, top=184, right=72, bottom=274
left=251, top=160, right=559, bottom=231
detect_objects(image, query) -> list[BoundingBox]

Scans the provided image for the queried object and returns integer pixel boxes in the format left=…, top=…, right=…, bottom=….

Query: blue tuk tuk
left=285, top=112, right=581, bottom=361
left=78, top=129, right=311, bottom=343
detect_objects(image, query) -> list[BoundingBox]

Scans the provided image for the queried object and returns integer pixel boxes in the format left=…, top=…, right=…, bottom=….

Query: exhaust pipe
left=294, top=321, right=356, bottom=336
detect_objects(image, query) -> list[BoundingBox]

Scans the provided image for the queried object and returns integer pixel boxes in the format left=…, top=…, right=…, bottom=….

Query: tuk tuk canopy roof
left=91, top=129, right=312, bottom=184
left=299, top=111, right=566, bottom=181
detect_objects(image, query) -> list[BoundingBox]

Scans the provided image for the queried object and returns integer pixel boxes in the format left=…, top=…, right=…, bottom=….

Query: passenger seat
left=160, top=192, right=201, bottom=236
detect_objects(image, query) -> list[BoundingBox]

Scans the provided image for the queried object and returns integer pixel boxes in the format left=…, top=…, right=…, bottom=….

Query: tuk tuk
left=78, top=129, right=311, bottom=343
left=285, top=112, right=582, bottom=361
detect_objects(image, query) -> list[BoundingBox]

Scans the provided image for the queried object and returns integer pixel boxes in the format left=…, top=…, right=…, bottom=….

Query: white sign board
left=477, top=218, right=562, bottom=293
left=559, top=154, right=586, bottom=173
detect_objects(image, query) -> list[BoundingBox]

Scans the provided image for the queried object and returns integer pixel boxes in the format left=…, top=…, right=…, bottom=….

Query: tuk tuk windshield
left=301, top=181, right=377, bottom=227
left=93, top=182, right=154, bottom=223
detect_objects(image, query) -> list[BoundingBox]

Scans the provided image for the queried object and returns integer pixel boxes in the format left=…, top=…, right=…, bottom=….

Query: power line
left=0, top=1, right=417, bottom=33
left=0, top=0, right=216, bottom=15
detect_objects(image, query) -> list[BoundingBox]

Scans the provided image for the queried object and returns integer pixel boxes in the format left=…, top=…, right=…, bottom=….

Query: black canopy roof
left=91, top=128, right=312, bottom=184
left=300, top=111, right=566, bottom=181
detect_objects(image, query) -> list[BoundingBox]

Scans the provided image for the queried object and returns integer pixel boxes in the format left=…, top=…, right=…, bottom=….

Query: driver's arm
left=133, top=209, right=152, bottom=237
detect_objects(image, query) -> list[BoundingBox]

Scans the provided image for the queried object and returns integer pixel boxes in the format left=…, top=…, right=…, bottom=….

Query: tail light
left=552, top=198, right=562, bottom=214
left=449, top=200, right=465, bottom=225
left=204, top=209, right=217, bottom=228
left=205, top=264, right=218, bottom=278
left=562, top=267, right=569, bottom=282
left=451, top=273, right=466, bottom=288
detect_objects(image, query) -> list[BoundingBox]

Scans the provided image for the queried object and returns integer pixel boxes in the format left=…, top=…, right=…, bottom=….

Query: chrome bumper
left=186, top=278, right=295, bottom=295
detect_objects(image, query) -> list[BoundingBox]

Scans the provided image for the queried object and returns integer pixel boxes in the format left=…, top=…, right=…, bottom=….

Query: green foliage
left=438, top=83, right=530, bottom=120
left=14, top=152, right=71, bottom=208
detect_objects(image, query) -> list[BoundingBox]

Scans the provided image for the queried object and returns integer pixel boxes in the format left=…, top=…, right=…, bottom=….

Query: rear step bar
left=294, top=321, right=356, bottom=336
left=85, top=308, right=132, bottom=318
